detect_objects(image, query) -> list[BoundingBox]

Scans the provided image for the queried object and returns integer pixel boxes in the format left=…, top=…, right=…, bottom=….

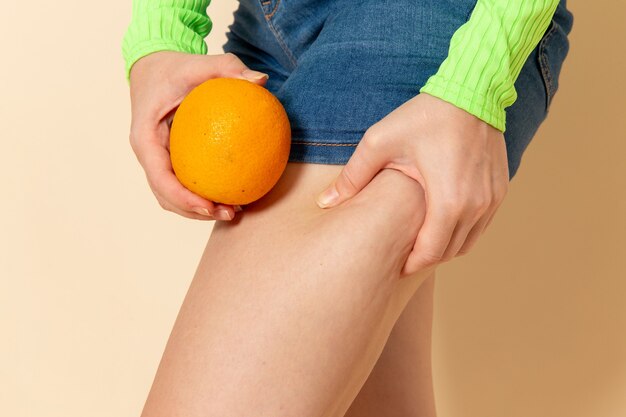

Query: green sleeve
left=419, top=0, right=560, bottom=132
left=121, top=0, right=213, bottom=85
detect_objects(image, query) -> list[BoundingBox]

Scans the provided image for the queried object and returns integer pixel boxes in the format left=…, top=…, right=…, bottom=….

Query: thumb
left=189, top=53, right=269, bottom=85
left=316, top=137, right=386, bottom=208
left=214, top=52, right=269, bottom=84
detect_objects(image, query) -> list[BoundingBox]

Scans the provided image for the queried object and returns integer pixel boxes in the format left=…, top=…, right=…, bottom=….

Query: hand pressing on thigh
left=127, top=51, right=269, bottom=221
left=315, top=93, right=510, bottom=276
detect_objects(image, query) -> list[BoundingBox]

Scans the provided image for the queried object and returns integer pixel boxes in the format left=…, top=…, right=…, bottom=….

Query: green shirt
left=121, top=0, right=559, bottom=132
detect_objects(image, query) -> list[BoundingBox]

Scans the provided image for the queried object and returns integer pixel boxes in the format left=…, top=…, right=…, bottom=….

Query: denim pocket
left=538, top=19, right=571, bottom=110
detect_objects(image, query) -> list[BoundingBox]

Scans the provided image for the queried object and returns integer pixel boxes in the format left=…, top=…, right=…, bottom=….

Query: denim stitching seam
left=259, top=0, right=298, bottom=69
left=266, top=21, right=298, bottom=69
left=538, top=21, right=559, bottom=109
left=291, top=141, right=359, bottom=147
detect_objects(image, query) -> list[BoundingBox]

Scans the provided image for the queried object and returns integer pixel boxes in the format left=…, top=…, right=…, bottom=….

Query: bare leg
left=344, top=273, right=437, bottom=417
left=140, top=162, right=433, bottom=417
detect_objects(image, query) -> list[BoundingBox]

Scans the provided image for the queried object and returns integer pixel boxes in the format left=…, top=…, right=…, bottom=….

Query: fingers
left=316, top=129, right=390, bottom=208
left=439, top=189, right=492, bottom=260
left=401, top=196, right=459, bottom=275
left=424, top=178, right=506, bottom=266
left=457, top=178, right=508, bottom=256
left=403, top=147, right=508, bottom=274
left=406, top=192, right=505, bottom=275
left=402, top=178, right=493, bottom=274
left=186, top=52, right=269, bottom=86
left=130, top=124, right=236, bottom=221
left=455, top=213, right=490, bottom=256
left=483, top=208, right=498, bottom=231
left=440, top=210, right=488, bottom=261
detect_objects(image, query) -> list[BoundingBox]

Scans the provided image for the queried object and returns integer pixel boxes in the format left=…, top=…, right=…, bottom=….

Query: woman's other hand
left=128, top=51, right=269, bottom=221
left=315, top=93, right=510, bottom=275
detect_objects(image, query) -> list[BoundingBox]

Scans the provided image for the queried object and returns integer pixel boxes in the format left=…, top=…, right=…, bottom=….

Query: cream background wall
left=1, top=1, right=624, bottom=416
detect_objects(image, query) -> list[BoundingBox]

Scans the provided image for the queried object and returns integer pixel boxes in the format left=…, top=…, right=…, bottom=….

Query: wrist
left=420, top=76, right=506, bottom=133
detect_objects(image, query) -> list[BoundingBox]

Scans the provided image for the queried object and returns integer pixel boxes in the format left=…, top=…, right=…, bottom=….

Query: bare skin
left=344, top=274, right=437, bottom=417
left=140, top=162, right=437, bottom=417
left=129, top=51, right=437, bottom=417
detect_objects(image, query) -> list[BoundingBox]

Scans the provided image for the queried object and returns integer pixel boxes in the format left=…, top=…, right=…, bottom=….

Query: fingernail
left=241, top=69, right=269, bottom=81
left=234, top=205, right=243, bottom=212
left=192, top=207, right=211, bottom=216
left=317, top=186, right=338, bottom=208
left=214, top=208, right=233, bottom=221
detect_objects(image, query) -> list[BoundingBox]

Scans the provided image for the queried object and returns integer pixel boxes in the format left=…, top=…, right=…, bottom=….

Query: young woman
left=122, top=1, right=573, bottom=415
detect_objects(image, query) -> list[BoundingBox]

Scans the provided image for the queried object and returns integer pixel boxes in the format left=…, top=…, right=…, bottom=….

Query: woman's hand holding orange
left=128, top=51, right=269, bottom=221
left=316, top=93, right=510, bottom=275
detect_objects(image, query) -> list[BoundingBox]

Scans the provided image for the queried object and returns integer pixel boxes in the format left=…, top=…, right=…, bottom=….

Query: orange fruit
left=169, top=77, right=291, bottom=205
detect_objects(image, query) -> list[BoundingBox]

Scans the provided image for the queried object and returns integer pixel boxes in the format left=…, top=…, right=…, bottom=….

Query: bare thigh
left=345, top=274, right=437, bottom=417
left=140, top=162, right=432, bottom=417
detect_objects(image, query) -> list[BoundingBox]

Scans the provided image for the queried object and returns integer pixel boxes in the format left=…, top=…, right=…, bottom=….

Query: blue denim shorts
left=222, top=0, right=573, bottom=180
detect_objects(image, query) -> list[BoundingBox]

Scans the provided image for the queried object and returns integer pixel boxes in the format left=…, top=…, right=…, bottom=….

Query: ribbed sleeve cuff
left=121, top=1, right=213, bottom=84
left=420, top=74, right=506, bottom=132
left=420, top=0, right=560, bottom=133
